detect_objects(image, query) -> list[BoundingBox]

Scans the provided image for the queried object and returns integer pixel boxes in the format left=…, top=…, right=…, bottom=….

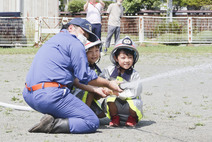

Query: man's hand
left=102, top=87, right=113, bottom=95
left=93, top=87, right=107, bottom=98
left=88, top=77, right=123, bottom=93
left=108, top=80, right=123, bottom=93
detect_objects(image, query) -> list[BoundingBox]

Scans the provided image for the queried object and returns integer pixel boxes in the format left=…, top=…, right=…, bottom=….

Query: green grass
left=105, top=43, right=212, bottom=54
left=137, top=44, right=212, bottom=53
left=0, top=47, right=39, bottom=54
left=0, top=43, right=212, bottom=55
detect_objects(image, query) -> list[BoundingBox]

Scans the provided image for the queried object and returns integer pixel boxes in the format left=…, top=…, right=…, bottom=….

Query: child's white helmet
left=110, top=36, right=139, bottom=66
left=84, top=40, right=103, bottom=52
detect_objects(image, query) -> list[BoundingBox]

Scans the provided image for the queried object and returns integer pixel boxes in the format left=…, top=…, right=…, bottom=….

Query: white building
left=0, top=0, right=59, bottom=17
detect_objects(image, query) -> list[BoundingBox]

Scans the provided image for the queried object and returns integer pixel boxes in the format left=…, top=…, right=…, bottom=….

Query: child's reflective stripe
left=93, top=99, right=101, bottom=108
left=82, top=91, right=88, bottom=103
left=105, top=96, right=116, bottom=119
left=72, top=86, right=75, bottom=91
left=116, top=76, right=123, bottom=81
left=116, top=76, right=142, bottom=120
left=126, top=99, right=143, bottom=121
left=106, top=105, right=111, bottom=119
left=106, top=96, right=116, bottom=102
left=82, top=68, right=100, bottom=103
left=105, top=76, right=124, bottom=119
left=95, top=69, right=98, bottom=74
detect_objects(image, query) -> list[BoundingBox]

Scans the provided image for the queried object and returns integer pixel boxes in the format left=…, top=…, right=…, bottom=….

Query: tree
left=122, top=0, right=142, bottom=14
left=173, top=0, right=212, bottom=10
left=59, top=0, right=65, bottom=11
left=68, top=0, right=85, bottom=13
left=122, top=0, right=162, bottom=14
left=142, top=0, right=163, bottom=10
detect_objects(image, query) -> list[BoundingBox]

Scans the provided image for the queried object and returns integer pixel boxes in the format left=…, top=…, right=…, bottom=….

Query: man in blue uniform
left=23, top=18, right=122, bottom=134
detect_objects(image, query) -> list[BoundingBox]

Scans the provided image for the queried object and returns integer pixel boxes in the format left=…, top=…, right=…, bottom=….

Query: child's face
left=86, top=46, right=100, bottom=65
left=115, top=50, right=133, bottom=70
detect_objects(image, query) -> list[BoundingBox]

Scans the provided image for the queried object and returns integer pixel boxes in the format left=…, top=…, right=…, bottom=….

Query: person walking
left=23, top=18, right=122, bottom=134
left=84, top=0, right=105, bottom=40
left=104, top=0, right=124, bottom=53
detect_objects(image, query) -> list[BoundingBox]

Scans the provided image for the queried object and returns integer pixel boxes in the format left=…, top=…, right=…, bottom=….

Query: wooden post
left=139, top=17, right=144, bottom=43
left=34, top=17, right=42, bottom=47
left=188, top=17, right=192, bottom=44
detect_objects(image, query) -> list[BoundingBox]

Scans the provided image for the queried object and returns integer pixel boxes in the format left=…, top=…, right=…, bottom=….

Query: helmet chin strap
left=116, top=64, right=133, bottom=76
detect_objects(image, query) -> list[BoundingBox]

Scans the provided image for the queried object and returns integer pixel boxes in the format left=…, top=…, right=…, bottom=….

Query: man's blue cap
left=68, top=18, right=98, bottom=42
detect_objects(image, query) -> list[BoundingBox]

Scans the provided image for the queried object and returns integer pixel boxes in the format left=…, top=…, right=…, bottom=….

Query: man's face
left=68, top=25, right=89, bottom=39
left=74, top=26, right=89, bottom=39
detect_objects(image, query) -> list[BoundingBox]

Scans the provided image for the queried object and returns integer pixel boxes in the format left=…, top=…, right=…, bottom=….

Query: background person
left=23, top=18, right=122, bottom=134
left=100, top=36, right=143, bottom=127
left=104, top=0, right=124, bottom=53
left=84, top=0, right=105, bottom=40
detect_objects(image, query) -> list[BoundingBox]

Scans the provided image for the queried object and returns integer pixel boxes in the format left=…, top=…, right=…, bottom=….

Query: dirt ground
left=0, top=52, right=212, bottom=142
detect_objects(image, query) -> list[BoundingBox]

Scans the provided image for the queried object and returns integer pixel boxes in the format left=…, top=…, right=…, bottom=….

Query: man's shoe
left=125, top=115, right=137, bottom=127
left=109, top=115, right=120, bottom=127
left=28, top=114, right=54, bottom=133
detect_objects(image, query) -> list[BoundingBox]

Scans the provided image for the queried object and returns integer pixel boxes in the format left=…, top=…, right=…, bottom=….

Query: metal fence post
left=188, top=17, right=192, bottom=43
left=34, top=17, right=39, bottom=47
left=38, top=16, right=42, bottom=45
left=139, top=16, right=144, bottom=43
left=34, top=17, right=42, bottom=47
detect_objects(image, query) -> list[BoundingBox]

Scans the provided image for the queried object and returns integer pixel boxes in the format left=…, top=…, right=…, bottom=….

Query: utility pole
left=167, top=0, right=173, bottom=22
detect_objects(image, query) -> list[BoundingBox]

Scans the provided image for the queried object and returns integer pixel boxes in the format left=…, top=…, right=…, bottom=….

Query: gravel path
left=0, top=53, right=212, bottom=142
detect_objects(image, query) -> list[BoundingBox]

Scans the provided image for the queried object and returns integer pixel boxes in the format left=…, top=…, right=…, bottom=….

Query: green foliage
left=154, top=20, right=186, bottom=37
left=68, top=0, right=86, bottom=13
left=142, top=0, right=162, bottom=10
left=173, top=0, right=212, bottom=10
left=122, top=0, right=143, bottom=14
left=59, top=0, right=65, bottom=11
left=193, top=31, right=212, bottom=41
left=103, top=1, right=113, bottom=11
left=122, top=0, right=162, bottom=14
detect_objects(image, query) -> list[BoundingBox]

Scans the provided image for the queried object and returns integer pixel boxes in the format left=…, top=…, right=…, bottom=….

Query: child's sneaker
left=125, top=116, right=137, bottom=127
left=109, top=115, right=120, bottom=127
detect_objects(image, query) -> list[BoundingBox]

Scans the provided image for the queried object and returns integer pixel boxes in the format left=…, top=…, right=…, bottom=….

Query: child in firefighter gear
left=100, top=36, right=143, bottom=127
left=23, top=18, right=122, bottom=134
left=72, top=40, right=107, bottom=118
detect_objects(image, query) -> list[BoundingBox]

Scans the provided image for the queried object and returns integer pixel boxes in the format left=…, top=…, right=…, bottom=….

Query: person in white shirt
left=84, top=0, right=105, bottom=40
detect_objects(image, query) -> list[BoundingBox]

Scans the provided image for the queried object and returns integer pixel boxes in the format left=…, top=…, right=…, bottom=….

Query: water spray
left=0, top=102, right=34, bottom=111
left=120, top=63, right=212, bottom=89
left=1, top=63, right=212, bottom=112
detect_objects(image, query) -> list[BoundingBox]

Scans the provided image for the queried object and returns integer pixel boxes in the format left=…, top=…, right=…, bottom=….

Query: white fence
left=139, top=17, right=212, bottom=44
left=0, top=16, right=212, bottom=47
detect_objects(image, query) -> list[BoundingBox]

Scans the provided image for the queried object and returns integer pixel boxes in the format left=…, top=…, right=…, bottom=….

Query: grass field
left=0, top=43, right=212, bottom=54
